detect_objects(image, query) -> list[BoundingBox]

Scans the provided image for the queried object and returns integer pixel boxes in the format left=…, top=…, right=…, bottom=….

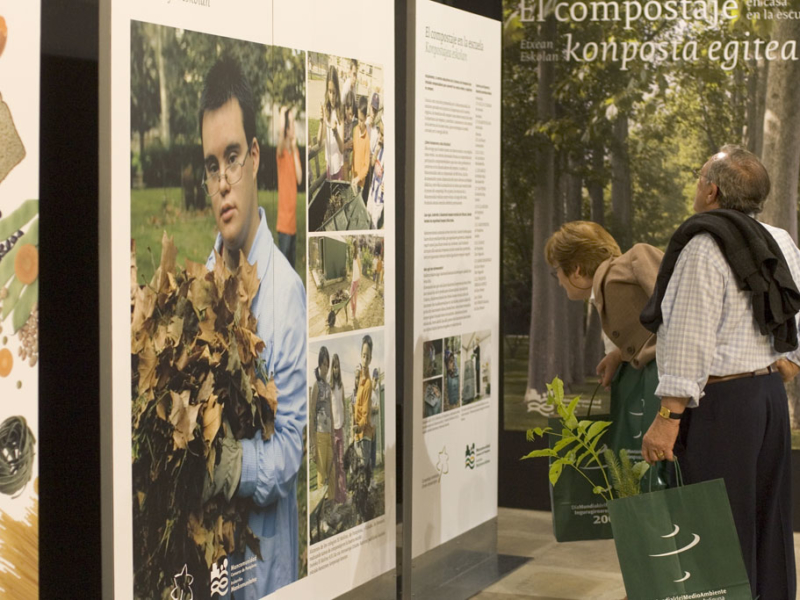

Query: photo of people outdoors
left=129, top=21, right=308, bottom=599
left=422, top=377, right=443, bottom=419
left=462, top=331, right=491, bottom=405
left=307, top=234, right=384, bottom=337
left=307, top=52, right=385, bottom=232
left=309, top=333, right=386, bottom=544
left=443, top=336, right=461, bottom=411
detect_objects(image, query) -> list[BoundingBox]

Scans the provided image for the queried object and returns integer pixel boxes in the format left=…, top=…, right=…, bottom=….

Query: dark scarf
left=640, top=209, right=800, bottom=352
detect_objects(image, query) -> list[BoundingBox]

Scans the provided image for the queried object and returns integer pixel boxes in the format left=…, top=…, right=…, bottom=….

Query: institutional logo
left=170, top=564, right=194, bottom=600
left=465, top=443, right=476, bottom=469
left=210, top=557, right=229, bottom=597
left=649, top=523, right=700, bottom=583
left=436, top=446, right=450, bottom=480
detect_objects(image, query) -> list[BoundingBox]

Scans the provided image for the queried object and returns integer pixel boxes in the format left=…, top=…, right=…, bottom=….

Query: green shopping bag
left=608, top=362, right=661, bottom=463
left=549, top=364, right=666, bottom=542
left=608, top=461, right=751, bottom=599
left=548, top=412, right=614, bottom=542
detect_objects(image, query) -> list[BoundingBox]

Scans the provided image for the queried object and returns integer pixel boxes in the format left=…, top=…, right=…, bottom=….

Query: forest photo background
left=500, top=0, right=800, bottom=443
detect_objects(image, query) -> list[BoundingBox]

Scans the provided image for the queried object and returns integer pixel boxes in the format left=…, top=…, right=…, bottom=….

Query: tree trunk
left=566, top=154, right=585, bottom=386
left=760, top=17, right=800, bottom=428
left=584, top=304, right=604, bottom=377
left=610, top=116, right=633, bottom=252
left=527, top=14, right=558, bottom=397
left=588, top=145, right=605, bottom=226
left=555, top=159, right=571, bottom=386
left=745, top=57, right=769, bottom=158
left=760, top=19, right=800, bottom=241
left=155, top=25, right=170, bottom=148
left=585, top=145, right=605, bottom=374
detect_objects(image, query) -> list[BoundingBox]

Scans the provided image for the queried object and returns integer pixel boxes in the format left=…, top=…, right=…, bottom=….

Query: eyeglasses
left=691, top=166, right=712, bottom=184
left=203, top=150, right=250, bottom=197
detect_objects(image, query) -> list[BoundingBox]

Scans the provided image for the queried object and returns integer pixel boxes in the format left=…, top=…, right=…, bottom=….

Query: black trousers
left=675, top=372, right=796, bottom=599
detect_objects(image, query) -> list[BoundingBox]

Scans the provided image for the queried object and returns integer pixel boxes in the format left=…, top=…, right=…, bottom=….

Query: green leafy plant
left=522, top=376, right=649, bottom=502
left=604, top=447, right=650, bottom=499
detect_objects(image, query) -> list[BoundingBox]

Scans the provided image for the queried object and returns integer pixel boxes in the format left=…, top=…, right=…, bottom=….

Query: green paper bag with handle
left=608, top=460, right=751, bottom=599
left=548, top=365, right=666, bottom=542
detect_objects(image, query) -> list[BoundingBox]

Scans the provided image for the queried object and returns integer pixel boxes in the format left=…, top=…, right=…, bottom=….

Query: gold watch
left=658, top=406, right=684, bottom=420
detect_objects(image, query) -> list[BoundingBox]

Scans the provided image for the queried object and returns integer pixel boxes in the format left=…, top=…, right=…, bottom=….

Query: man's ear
left=250, top=138, right=260, bottom=181
left=704, top=182, right=721, bottom=210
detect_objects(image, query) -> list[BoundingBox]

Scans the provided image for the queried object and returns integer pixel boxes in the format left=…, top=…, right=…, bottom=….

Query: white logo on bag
left=210, top=557, right=229, bottom=597
left=648, top=524, right=701, bottom=583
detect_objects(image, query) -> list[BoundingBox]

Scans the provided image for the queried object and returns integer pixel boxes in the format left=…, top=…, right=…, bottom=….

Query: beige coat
left=592, top=243, right=664, bottom=369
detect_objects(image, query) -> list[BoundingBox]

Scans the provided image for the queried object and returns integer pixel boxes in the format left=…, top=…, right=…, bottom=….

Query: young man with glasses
left=200, top=55, right=307, bottom=598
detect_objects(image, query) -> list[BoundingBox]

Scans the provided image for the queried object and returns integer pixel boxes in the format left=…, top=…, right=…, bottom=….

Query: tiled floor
left=472, top=507, right=800, bottom=600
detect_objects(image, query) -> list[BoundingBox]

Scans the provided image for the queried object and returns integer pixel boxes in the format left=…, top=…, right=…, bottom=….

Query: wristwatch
left=658, top=406, right=684, bottom=420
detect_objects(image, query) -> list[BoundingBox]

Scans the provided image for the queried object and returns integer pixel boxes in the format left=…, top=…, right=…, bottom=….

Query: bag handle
left=586, top=381, right=602, bottom=417
left=647, top=457, right=683, bottom=493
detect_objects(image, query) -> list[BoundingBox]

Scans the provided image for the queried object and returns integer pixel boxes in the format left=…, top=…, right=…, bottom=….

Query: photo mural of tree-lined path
left=501, top=0, right=800, bottom=434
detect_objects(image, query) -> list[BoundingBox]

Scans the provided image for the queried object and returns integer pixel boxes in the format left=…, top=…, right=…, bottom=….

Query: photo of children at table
left=307, top=53, right=387, bottom=232
left=309, top=333, right=386, bottom=544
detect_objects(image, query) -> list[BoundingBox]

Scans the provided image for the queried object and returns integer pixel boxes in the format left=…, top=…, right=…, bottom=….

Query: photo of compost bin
left=308, top=234, right=384, bottom=337
left=462, top=331, right=491, bottom=405
left=307, top=51, right=386, bottom=232
left=423, top=377, right=443, bottom=418
left=443, top=336, right=461, bottom=411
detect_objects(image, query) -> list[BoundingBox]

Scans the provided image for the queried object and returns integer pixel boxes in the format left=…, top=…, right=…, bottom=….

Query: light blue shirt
left=655, top=220, right=800, bottom=406
left=207, top=207, right=307, bottom=598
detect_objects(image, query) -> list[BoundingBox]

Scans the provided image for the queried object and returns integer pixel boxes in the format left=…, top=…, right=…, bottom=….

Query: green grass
left=131, top=187, right=306, bottom=288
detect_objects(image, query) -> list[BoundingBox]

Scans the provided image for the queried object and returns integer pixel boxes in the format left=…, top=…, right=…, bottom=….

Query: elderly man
left=641, top=145, right=800, bottom=598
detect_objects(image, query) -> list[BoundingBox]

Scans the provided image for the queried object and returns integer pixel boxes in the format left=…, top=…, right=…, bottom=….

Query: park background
left=130, top=21, right=308, bottom=286
left=128, top=21, right=310, bottom=579
left=500, top=0, right=800, bottom=448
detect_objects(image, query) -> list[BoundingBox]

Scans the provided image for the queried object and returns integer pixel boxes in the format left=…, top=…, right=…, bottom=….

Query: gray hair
left=705, top=144, right=771, bottom=214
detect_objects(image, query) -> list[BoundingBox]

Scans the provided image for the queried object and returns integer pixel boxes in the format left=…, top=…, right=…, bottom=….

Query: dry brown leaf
left=202, top=394, right=222, bottom=448
left=156, top=394, right=169, bottom=421
left=237, top=251, right=260, bottom=305
left=158, top=232, right=178, bottom=281
left=197, top=307, right=218, bottom=344
left=137, top=339, right=158, bottom=399
left=131, top=285, right=156, bottom=338
left=169, top=390, right=199, bottom=450
left=166, top=316, right=184, bottom=345
left=264, top=379, right=278, bottom=415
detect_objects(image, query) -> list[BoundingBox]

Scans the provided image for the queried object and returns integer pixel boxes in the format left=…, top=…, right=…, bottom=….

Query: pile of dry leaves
left=131, top=233, right=277, bottom=598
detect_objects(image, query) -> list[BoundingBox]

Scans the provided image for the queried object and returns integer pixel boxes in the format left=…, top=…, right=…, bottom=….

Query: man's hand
left=774, top=358, right=800, bottom=383
left=596, top=349, right=622, bottom=389
left=641, top=415, right=680, bottom=465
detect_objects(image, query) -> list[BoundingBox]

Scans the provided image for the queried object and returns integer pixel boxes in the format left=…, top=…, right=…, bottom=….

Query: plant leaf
left=549, top=459, right=565, bottom=486
left=521, top=448, right=558, bottom=460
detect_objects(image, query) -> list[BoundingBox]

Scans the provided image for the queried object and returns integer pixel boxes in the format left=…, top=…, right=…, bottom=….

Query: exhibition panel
left=101, top=0, right=395, bottom=598
left=0, top=1, right=40, bottom=597
left=411, top=0, right=502, bottom=560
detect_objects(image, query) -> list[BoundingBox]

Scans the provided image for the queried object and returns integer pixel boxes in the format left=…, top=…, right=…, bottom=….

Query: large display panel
left=0, top=1, right=40, bottom=596
left=411, top=0, right=501, bottom=559
left=102, top=1, right=395, bottom=598
left=500, top=0, right=800, bottom=443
